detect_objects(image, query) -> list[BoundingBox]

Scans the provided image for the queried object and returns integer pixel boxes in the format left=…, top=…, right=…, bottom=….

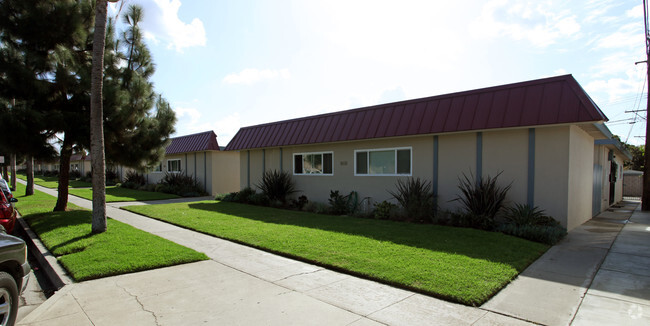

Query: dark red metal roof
left=225, top=75, right=608, bottom=150
left=166, top=131, right=220, bottom=155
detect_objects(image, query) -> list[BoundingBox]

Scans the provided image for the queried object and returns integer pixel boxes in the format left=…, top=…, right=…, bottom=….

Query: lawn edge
left=121, top=204, right=547, bottom=306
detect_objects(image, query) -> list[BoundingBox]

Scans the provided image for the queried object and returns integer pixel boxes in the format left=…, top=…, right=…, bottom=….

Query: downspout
left=476, top=132, right=483, bottom=182
left=247, top=150, right=250, bottom=188
left=185, top=153, right=188, bottom=175
left=279, top=148, right=283, bottom=171
left=433, top=136, right=439, bottom=195
left=262, top=149, right=266, bottom=173
left=527, top=128, right=536, bottom=207
left=194, top=152, right=197, bottom=183
left=204, top=152, right=207, bottom=194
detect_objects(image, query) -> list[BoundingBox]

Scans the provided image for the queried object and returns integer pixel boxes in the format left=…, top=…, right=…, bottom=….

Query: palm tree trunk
left=54, top=136, right=72, bottom=211
left=90, top=0, right=108, bottom=233
left=25, top=156, right=34, bottom=196
left=9, top=154, right=16, bottom=191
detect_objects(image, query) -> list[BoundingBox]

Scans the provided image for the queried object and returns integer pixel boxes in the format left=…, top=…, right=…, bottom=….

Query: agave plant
left=456, top=172, right=511, bottom=230
left=503, top=203, right=561, bottom=227
left=388, top=177, right=436, bottom=222
left=257, top=170, right=296, bottom=204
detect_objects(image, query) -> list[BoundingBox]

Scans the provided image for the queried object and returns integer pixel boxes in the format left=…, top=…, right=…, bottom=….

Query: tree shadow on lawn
left=24, top=209, right=96, bottom=255
left=185, top=201, right=548, bottom=270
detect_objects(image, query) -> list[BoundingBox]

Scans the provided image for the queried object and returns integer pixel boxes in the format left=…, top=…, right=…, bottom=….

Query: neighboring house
left=143, top=131, right=240, bottom=196
left=69, top=153, right=91, bottom=176
left=226, top=75, right=629, bottom=231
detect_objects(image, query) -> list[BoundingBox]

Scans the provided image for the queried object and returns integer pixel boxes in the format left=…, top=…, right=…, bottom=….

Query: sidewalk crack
left=275, top=268, right=324, bottom=282
left=115, top=282, right=161, bottom=326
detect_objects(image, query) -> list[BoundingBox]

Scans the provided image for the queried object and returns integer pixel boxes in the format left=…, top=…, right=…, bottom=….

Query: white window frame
left=354, top=147, right=412, bottom=176
left=167, top=159, right=181, bottom=173
left=293, top=151, right=334, bottom=176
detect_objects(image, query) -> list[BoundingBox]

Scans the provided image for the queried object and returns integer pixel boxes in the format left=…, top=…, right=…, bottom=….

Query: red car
left=0, top=189, right=17, bottom=233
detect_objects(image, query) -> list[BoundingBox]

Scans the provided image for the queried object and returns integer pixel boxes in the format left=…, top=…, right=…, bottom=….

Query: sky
left=109, top=0, right=648, bottom=146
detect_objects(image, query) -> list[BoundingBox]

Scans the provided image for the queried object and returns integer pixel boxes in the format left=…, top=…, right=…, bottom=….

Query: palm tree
left=90, top=0, right=118, bottom=233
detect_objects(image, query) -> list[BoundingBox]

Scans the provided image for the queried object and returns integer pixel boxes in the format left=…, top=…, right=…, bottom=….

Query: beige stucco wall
left=482, top=129, right=529, bottom=208
left=534, top=126, right=571, bottom=228
left=437, top=133, right=476, bottom=211
left=236, top=124, right=602, bottom=231
left=211, top=150, right=240, bottom=195
left=567, top=125, right=595, bottom=230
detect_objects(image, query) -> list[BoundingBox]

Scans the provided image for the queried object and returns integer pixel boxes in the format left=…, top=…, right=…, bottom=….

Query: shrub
left=158, top=171, right=207, bottom=197
left=249, top=193, right=270, bottom=206
left=304, top=201, right=330, bottom=214
left=138, top=184, right=157, bottom=192
left=106, top=167, right=119, bottom=183
left=236, top=187, right=256, bottom=204
left=328, top=190, right=359, bottom=215
left=43, top=170, right=58, bottom=177
left=215, top=192, right=236, bottom=201
left=373, top=201, right=397, bottom=220
left=69, top=170, right=81, bottom=179
left=388, top=178, right=436, bottom=222
left=291, top=195, right=309, bottom=210
left=456, top=172, right=511, bottom=230
left=496, top=224, right=567, bottom=245
left=502, top=204, right=561, bottom=227
left=257, top=170, right=296, bottom=204
left=124, top=171, right=146, bottom=187
left=81, top=171, right=92, bottom=183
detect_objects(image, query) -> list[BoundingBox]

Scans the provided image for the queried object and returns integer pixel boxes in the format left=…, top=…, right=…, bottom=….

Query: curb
left=14, top=217, right=73, bottom=291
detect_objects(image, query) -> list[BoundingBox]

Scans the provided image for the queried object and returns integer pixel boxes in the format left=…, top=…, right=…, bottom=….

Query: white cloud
left=470, top=0, right=580, bottom=47
left=223, top=69, right=291, bottom=85
left=554, top=68, right=568, bottom=75
left=585, top=68, right=644, bottom=102
left=626, top=4, right=644, bottom=18
left=187, top=113, right=242, bottom=146
left=595, top=23, right=643, bottom=49
left=174, top=106, right=201, bottom=123
left=294, top=1, right=465, bottom=70
left=114, top=0, right=206, bottom=52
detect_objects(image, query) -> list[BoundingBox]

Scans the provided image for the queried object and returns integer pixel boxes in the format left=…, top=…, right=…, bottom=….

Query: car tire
left=0, top=272, right=18, bottom=326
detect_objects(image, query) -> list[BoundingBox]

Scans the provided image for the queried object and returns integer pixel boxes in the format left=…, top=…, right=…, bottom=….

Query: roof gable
left=166, top=131, right=220, bottom=155
left=226, top=75, right=608, bottom=150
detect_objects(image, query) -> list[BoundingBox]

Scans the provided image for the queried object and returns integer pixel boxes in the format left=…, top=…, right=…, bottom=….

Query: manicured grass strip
left=14, top=183, right=208, bottom=281
left=124, top=201, right=549, bottom=306
left=68, top=186, right=180, bottom=202
left=16, top=173, right=92, bottom=188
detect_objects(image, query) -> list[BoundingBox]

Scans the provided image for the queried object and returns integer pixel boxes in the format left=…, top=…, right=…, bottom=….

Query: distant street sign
left=0, top=156, right=4, bottom=164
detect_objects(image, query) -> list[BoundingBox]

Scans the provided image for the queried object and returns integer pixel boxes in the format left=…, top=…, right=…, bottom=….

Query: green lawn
left=68, top=186, right=180, bottom=202
left=14, top=183, right=208, bottom=281
left=124, top=201, right=549, bottom=306
left=16, top=173, right=91, bottom=189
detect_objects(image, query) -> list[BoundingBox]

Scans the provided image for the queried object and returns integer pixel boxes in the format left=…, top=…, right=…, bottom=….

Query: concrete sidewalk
left=18, top=183, right=521, bottom=326
left=16, top=182, right=650, bottom=325
left=484, top=200, right=650, bottom=325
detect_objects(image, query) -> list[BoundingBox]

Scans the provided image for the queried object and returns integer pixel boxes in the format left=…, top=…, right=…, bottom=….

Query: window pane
left=294, top=155, right=303, bottom=174
left=313, top=154, right=323, bottom=174
left=356, top=152, right=368, bottom=174
left=304, top=154, right=322, bottom=174
left=397, top=149, right=411, bottom=174
left=323, top=153, right=333, bottom=174
left=369, top=150, right=395, bottom=174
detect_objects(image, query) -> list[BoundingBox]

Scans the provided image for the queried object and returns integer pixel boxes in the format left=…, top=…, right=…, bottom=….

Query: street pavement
left=15, top=182, right=650, bottom=325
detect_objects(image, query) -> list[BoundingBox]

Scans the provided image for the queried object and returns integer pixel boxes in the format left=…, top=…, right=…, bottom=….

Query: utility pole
left=643, top=0, right=650, bottom=210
